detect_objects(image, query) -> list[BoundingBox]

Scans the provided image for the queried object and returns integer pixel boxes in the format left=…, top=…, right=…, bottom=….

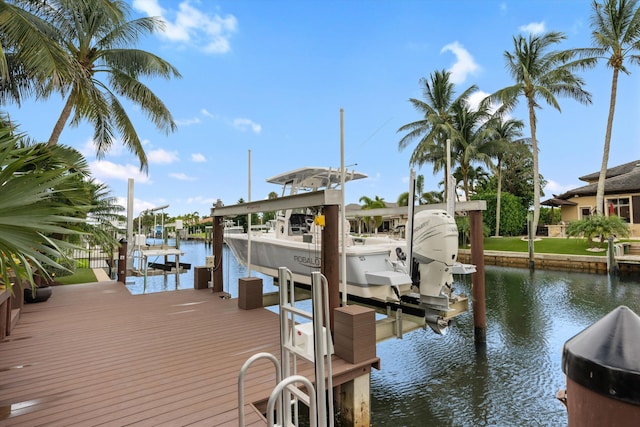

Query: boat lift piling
left=469, top=210, right=487, bottom=345
left=211, top=215, right=224, bottom=293
left=321, top=204, right=340, bottom=331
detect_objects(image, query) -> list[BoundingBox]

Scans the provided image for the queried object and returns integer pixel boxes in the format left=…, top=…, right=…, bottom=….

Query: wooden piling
left=213, top=215, right=224, bottom=292
left=322, top=204, right=340, bottom=331
left=469, top=210, right=487, bottom=345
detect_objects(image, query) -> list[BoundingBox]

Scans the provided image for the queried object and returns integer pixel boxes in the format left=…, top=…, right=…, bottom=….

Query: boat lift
left=129, top=205, right=190, bottom=290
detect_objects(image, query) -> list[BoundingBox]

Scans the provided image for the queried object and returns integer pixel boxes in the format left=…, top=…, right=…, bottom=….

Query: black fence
left=72, top=246, right=114, bottom=277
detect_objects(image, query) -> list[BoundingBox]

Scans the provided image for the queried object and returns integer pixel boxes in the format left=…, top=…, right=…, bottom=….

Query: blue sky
left=7, top=0, right=640, bottom=217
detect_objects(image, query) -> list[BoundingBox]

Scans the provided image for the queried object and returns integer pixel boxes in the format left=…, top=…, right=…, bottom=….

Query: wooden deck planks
left=0, top=280, right=377, bottom=426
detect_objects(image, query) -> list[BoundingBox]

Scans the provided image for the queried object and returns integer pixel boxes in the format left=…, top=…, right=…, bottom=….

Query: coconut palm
left=397, top=192, right=409, bottom=207
left=397, top=173, right=444, bottom=207
left=492, top=31, right=594, bottom=234
left=483, top=118, right=529, bottom=236
left=18, top=0, right=181, bottom=172
left=448, top=100, right=495, bottom=201
left=0, top=1, right=72, bottom=104
left=81, top=179, right=126, bottom=249
left=580, top=0, right=640, bottom=215
left=397, top=70, right=478, bottom=196
left=358, top=195, right=386, bottom=233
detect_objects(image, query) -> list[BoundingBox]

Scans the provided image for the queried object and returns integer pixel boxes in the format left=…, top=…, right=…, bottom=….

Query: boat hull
left=225, top=233, right=412, bottom=300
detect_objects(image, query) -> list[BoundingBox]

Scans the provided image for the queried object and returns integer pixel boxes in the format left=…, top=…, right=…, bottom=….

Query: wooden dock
left=0, top=281, right=378, bottom=426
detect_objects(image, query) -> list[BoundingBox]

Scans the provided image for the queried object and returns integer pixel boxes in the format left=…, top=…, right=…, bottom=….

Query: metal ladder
left=237, top=268, right=334, bottom=427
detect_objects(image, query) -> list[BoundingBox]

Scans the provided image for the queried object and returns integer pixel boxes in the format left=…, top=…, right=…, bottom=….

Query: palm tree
left=263, top=191, right=279, bottom=223
left=448, top=100, right=494, bottom=200
left=73, top=179, right=125, bottom=251
left=20, top=0, right=181, bottom=172
left=483, top=117, right=529, bottom=236
left=423, top=191, right=444, bottom=204
left=397, top=70, right=477, bottom=196
left=580, top=0, right=640, bottom=215
left=492, top=31, right=594, bottom=234
left=397, top=174, right=444, bottom=207
left=0, top=1, right=72, bottom=104
left=358, top=195, right=386, bottom=234
left=397, top=192, right=409, bottom=207
left=0, top=125, right=89, bottom=288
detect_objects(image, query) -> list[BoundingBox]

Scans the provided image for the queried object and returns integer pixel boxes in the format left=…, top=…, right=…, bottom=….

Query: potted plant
left=23, top=272, right=54, bottom=303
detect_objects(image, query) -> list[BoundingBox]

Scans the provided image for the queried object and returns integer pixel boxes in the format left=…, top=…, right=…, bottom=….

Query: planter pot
left=24, top=285, right=52, bottom=303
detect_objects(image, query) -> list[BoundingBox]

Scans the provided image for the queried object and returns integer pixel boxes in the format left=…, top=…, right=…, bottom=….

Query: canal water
left=126, top=241, right=640, bottom=426
left=125, top=240, right=278, bottom=296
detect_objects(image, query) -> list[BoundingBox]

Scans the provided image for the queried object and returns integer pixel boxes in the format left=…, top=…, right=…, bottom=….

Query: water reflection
left=125, top=240, right=276, bottom=295
left=125, top=242, right=640, bottom=426
left=371, top=266, right=640, bottom=427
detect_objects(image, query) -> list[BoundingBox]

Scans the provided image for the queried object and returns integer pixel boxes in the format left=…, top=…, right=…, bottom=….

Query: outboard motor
left=412, top=209, right=459, bottom=334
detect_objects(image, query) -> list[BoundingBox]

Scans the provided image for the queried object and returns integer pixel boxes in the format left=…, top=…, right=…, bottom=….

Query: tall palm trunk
left=495, top=159, right=503, bottom=237
left=596, top=66, right=620, bottom=215
left=48, top=92, right=75, bottom=146
left=528, top=97, right=540, bottom=234
left=463, top=173, right=470, bottom=201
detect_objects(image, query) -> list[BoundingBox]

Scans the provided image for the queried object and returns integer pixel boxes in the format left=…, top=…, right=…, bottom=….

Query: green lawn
left=55, top=268, right=97, bottom=285
left=480, top=236, right=607, bottom=256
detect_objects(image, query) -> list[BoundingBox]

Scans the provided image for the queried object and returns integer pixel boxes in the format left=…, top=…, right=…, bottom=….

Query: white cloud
left=78, top=138, right=127, bottom=158
left=115, top=196, right=163, bottom=218
left=201, top=109, right=217, bottom=119
left=519, top=21, right=546, bottom=35
left=200, top=109, right=262, bottom=134
left=90, top=160, right=151, bottom=184
left=191, top=153, right=206, bottom=162
left=133, top=0, right=238, bottom=54
left=176, top=117, right=201, bottom=126
left=544, top=179, right=577, bottom=197
left=132, top=0, right=164, bottom=16
left=169, top=172, right=197, bottom=181
left=148, top=148, right=179, bottom=164
left=441, top=41, right=480, bottom=84
left=466, top=90, right=490, bottom=111
left=233, top=118, right=262, bottom=134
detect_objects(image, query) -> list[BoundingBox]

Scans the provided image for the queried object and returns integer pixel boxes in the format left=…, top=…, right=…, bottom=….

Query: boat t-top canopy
left=266, top=167, right=367, bottom=191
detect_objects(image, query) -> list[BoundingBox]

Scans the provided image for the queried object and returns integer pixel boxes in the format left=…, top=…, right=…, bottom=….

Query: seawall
left=457, top=249, right=630, bottom=274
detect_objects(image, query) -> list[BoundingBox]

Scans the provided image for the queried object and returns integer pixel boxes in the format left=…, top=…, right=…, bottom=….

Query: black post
left=469, top=210, right=486, bottom=345
left=608, top=236, right=619, bottom=275
left=117, top=238, right=127, bottom=284
left=527, top=211, right=535, bottom=270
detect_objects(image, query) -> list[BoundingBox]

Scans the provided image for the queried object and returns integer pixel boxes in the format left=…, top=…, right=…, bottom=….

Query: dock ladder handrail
left=237, top=269, right=334, bottom=427
left=266, top=375, right=317, bottom=427
left=237, top=352, right=283, bottom=426
left=278, top=267, right=334, bottom=427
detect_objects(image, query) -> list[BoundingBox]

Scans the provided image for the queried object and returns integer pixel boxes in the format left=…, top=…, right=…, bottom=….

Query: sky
left=7, top=0, right=640, bottom=218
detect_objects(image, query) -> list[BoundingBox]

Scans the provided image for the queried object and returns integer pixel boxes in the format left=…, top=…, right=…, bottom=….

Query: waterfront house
left=545, top=160, right=640, bottom=237
left=346, top=202, right=406, bottom=234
